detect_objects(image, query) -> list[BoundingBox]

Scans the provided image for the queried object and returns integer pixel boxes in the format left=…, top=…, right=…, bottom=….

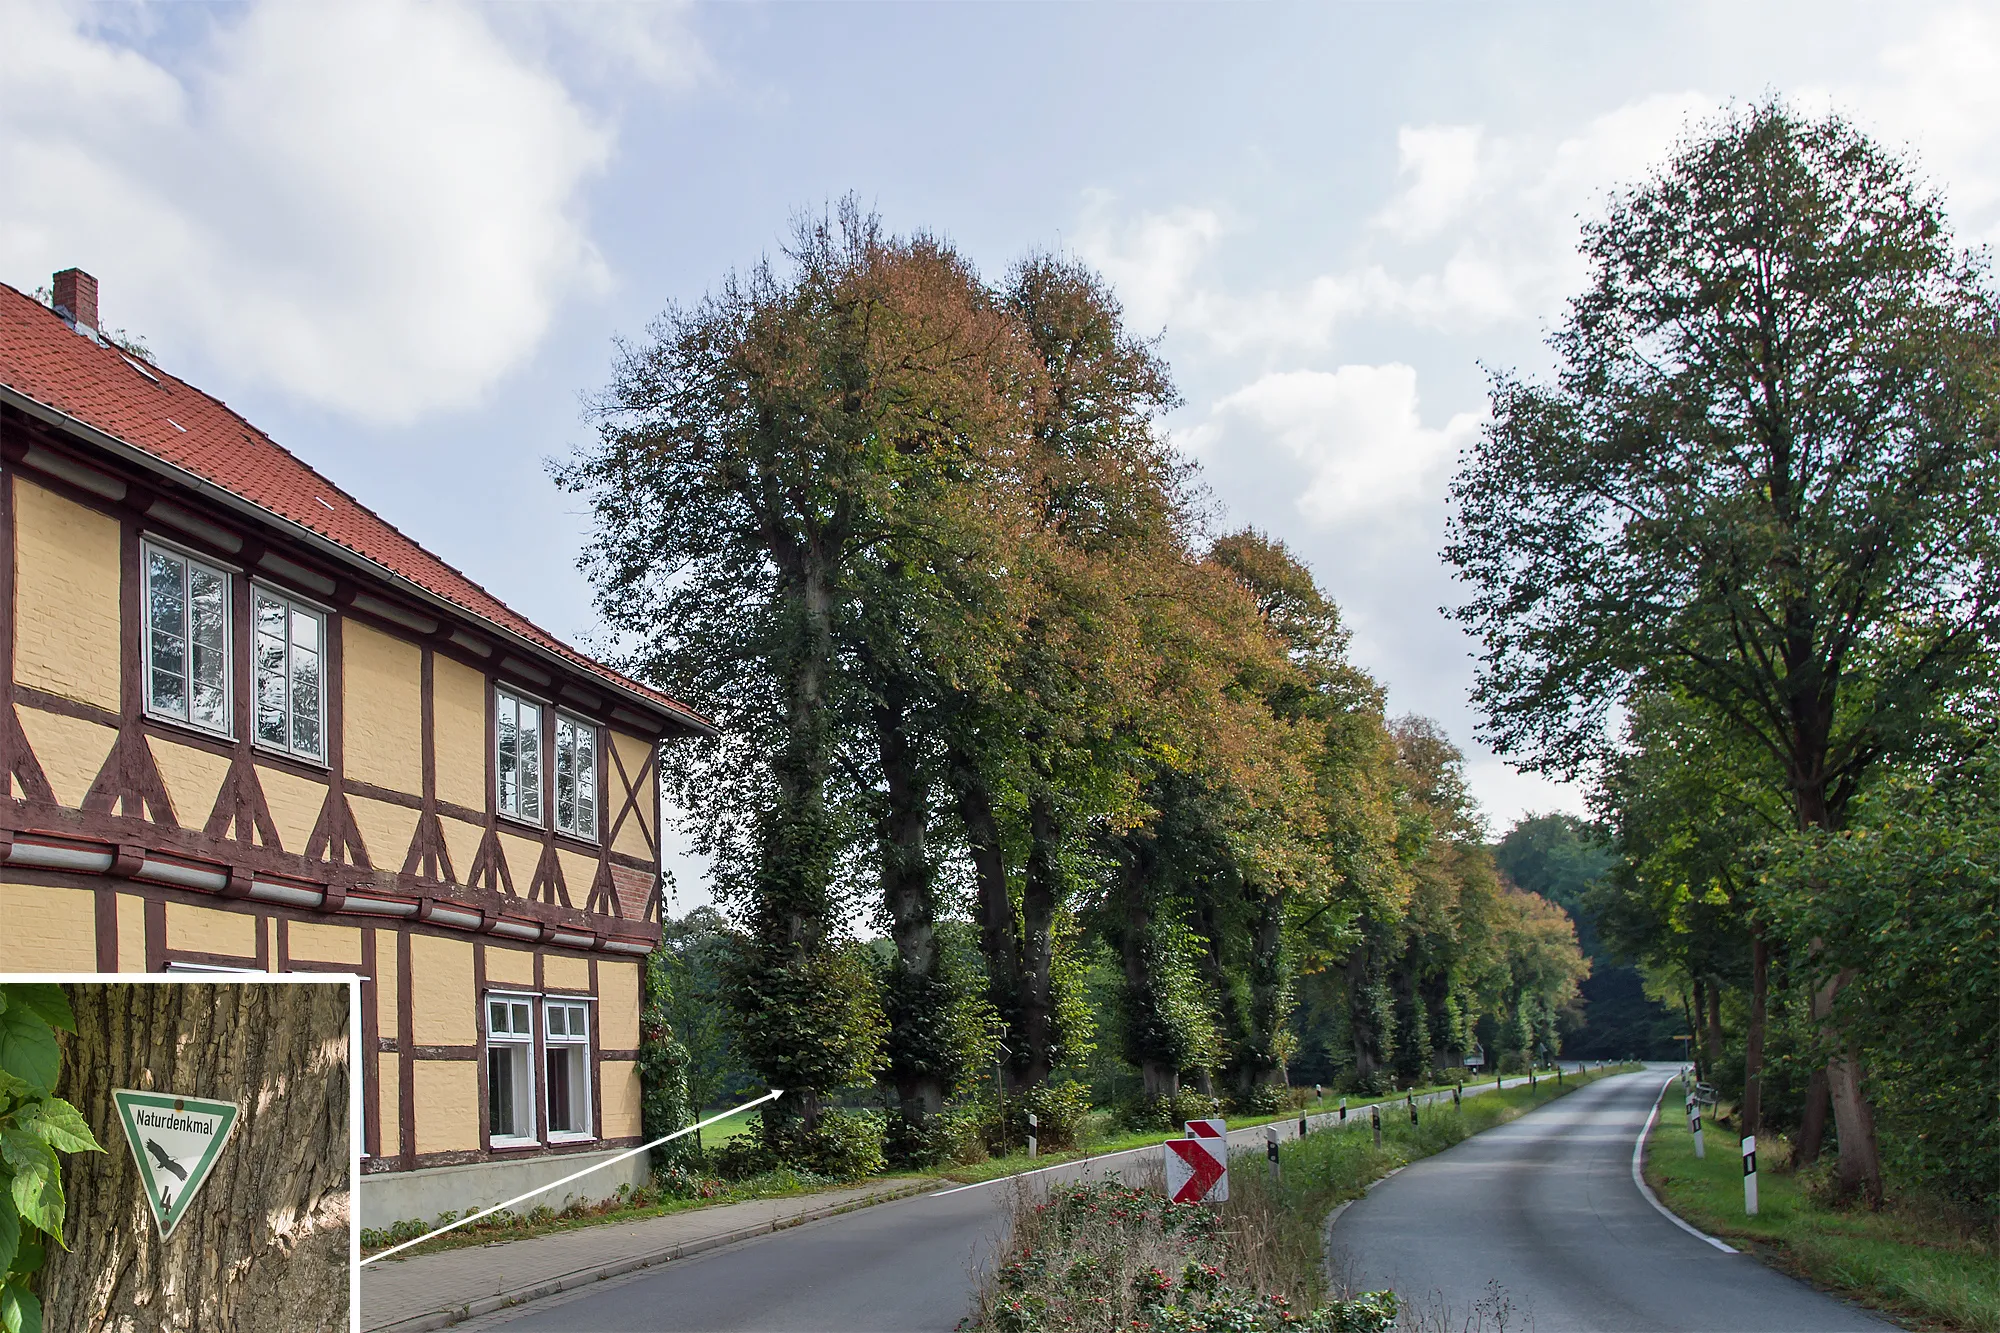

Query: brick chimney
left=52, top=268, right=99, bottom=335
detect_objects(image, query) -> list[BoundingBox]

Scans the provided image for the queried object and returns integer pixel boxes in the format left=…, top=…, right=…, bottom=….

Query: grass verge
left=961, top=1065, right=1640, bottom=1330
left=1643, top=1080, right=1999, bottom=1332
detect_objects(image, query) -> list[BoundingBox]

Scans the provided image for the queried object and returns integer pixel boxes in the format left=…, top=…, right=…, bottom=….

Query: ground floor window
left=544, top=999, right=592, bottom=1139
left=486, top=994, right=536, bottom=1145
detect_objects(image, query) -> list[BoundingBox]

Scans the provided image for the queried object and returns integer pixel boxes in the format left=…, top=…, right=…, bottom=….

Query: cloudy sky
left=7, top=0, right=1997, bottom=905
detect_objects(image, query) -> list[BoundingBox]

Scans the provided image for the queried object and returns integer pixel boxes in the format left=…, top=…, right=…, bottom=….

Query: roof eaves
left=0, top=381, right=718, bottom=739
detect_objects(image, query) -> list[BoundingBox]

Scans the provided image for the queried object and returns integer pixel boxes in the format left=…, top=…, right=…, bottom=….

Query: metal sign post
left=1742, top=1136, right=1758, bottom=1215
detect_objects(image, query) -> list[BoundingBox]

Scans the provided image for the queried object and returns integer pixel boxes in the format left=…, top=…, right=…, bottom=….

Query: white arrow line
left=360, top=1089, right=785, bottom=1266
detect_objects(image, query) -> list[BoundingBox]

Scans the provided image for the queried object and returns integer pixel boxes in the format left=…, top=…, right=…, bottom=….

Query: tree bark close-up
left=41, top=983, right=351, bottom=1333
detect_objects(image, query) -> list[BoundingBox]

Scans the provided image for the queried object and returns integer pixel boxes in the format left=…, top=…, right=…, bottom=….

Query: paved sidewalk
left=360, top=1177, right=940, bottom=1333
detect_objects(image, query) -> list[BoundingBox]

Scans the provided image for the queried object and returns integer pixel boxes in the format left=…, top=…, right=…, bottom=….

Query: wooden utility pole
left=41, top=983, right=350, bottom=1331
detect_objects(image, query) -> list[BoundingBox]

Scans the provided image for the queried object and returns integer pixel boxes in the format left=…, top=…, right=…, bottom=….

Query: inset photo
left=1, top=977, right=355, bottom=1332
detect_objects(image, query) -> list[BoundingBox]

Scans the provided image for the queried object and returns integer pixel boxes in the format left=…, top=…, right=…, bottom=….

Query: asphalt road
left=457, top=1077, right=1534, bottom=1332
left=1328, top=1066, right=1892, bottom=1332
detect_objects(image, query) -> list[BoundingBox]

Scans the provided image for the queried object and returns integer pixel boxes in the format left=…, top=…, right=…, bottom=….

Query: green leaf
left=0, top=990, right=70, bottom=1037
left=0, top=1190, right=16, bottom=1277
left=0, top=1279, right=40, bottom=1333
left=10, top=1242, right=38, bottom=1277
left=0, top=1135, right=59, bottom=1239
left=0, top=1016, right=56, bottom=1098
left=16, top=1101, right=99, bottom=1156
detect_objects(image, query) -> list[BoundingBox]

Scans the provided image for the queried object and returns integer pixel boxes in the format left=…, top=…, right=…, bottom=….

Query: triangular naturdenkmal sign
left=111, top=1089, right=240, bottom=1238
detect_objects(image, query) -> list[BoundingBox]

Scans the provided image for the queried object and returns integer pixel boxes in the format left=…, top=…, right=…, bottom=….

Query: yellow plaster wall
left=432, top=655, right=487, bottom=812
left=350, top=796, right=419, bottom=875
left=543, top=951, right=589, bottom=994
left=408, top=933, right=475, bottom=1045
left=440, top=816, right=484, bottom=886
left=609, top=731, right=657, bottom=861
left=412, top=1062, right=480, bottom=1154
left=498, top=830, right=542, bottom=895
left=151, top=739, right=232, bottom=828
left=166, top=903, right=259, bottom=960
left=14, top=708, right=116, bottom=809
left=556, top=849, right=599, bottom=906
left=289, top=921, right=362, bottom=966
left=12, top=477, right=121, bottom=712
left=378, top=933, right=400, bottom=1038
left=344, top=622, right=422, bottom=794
left=600, top=1061, right=641, bottom=1139
left=257, top=764, right=328, bottom=855
left=375, top=1053, right=401, bottom=1158
left=484, top=944, right=535, bottom=988
left=598, top=959, right=640, bottom=1049
left=116, top=892, right=145, bottom=974
left=0, top=879, right=97, bottom=970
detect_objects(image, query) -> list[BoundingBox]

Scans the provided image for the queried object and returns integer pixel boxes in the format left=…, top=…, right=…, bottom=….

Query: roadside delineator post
left=1742, top=1135, right=1758, bottom=1216
left=1453, top=1083, right=1461, bottom=1109
left=1371, top=1104, right=1382, bottom=1148
left=1267, top=1126, right=1280, bottom=1187
left=1027, top=1112, right=1037, bottom=1160
left=1688, top=1095, right=1706, bottom=1159
left=1339, top=1098, right=1347, bottom=1124
left=1299, top=1111, right=1308, bottom=1139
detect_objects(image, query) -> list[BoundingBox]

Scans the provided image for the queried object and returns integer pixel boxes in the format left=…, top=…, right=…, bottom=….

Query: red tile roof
left=0, top=280, right=707, bottom=733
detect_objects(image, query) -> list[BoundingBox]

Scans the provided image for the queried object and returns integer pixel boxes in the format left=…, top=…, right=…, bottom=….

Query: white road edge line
left=1632, top=1073, right=1736, bottom=1254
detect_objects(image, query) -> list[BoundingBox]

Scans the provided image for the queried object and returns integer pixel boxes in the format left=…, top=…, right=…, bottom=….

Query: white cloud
left=1071, top=193, right=1224, bottom=335
left=1183, top=364, right=1481, bottom=526
left=0, top=0, right=621, bottom=424
left=1373, top=124, right=1490, bottom=240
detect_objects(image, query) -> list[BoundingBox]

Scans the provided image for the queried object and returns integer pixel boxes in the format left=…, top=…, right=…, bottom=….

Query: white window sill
left=252, top=738, right=329, bottom=771
left=144, top=710, right=234, bottom=745
left=547, top=1132, right=597, bottom=1145
left=489, top=1135, right=541, bottom=1151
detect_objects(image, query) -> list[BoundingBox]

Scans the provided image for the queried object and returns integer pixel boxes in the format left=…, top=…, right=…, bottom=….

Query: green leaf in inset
left=0, top=1135, right=59, bottom=1239
left=16, top=1101, right=99, bottom=1156
left=0, top=990, right=69, bottom=1036
left=0, top=1016, right=56, bottom=1098
left=0, top=1190, right=17, bottom=1277
left=0, top=1278, right=40, bottom=1333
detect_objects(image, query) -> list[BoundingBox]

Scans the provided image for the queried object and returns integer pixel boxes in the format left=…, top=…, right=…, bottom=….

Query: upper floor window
left=553, top=715, right=597, bottom=840
left=144, top=541, right=231, bottom=735
left=253, top=588, right=325, bottom=762
left=495, top=688, right=542, bottom=823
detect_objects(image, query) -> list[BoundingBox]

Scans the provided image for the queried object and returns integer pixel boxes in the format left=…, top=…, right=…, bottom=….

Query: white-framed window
left=553, top=715, right=598, bottom=841
left=495, top=688, right=543, bottom=824
left=486, top=994, right=538, bottom=1145
left=143, top=540, right=231, bottom=735
left=252, top=586, right=326, bottom=763
left=543, top=998, right=593, bottom=1140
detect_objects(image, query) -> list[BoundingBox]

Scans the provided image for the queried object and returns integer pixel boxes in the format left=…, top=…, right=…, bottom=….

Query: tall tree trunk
left=1689, top=976, right=1708, bottom=1084
left=741, top=564, right=842, bottom=1138
left=1813, top=968, right=1884, bottom=1207
left=1703, top=977, right=1725, bottom=1073
left=1236, top=887, right=1287, bottom=1099
left=1742, top=927, right=1769, bottom=1137
left=947, top=745, right=1019, bottom=1028
left=875, top=690, right=946, bottom=1136
left=1113, top=849, right=1179, bottom=1103
left=1794, top=777, right=1885, bottom=1204
left=1795, top=1066, right=1832, bottom=1167
left=1013, top=788, right=1063, bottom=1090
left=43, top=983, right=349, bottom=1331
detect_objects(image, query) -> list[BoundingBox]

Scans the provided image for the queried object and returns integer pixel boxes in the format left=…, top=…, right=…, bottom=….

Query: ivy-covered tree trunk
left=1228, top=888, right=1288, bottom=1104
left=1013, top=789, right=1064, bottom=1090
left=1112, top=847, right=1180, bottom=1103
left=947, top=745, right=1022, bottom=1037
left=875, top=689, right=950, bottom=1147
left=42, top=984, right=349, bottom=1332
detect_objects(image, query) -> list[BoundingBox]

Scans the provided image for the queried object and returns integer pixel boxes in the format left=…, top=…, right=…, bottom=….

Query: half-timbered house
left=0, top=270, right=711, bottom=1225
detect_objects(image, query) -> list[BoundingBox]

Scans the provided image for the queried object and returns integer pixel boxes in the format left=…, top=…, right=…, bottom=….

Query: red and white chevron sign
left=1164, top=1137, right=1228, bottom=1203
left=1185, top=1118, right=1227, bottom=1164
